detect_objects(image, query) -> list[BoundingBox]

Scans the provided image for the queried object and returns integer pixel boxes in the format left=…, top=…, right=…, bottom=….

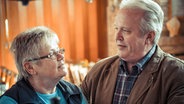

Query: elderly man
left=81, top=0, right=184, bottom=104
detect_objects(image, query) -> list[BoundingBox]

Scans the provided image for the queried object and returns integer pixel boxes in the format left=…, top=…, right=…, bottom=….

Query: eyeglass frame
left=27, top=48, right=65, bottom=62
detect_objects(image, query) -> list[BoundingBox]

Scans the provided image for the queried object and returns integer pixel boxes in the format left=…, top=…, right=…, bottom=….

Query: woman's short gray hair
left=10, top=26, right=59, bottom=80
left=120, top=0, right=164, bottom=44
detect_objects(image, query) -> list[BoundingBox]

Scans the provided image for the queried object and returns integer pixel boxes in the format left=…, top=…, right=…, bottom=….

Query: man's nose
left=116, top=30, right=123, bottom=40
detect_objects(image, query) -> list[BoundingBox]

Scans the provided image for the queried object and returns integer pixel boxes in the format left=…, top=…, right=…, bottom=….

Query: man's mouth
left=117, top=44, right=126, bottom=47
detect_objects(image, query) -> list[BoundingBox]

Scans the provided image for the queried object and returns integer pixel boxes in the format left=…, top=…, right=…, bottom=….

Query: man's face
left=114, top=8, right=149, bottom=63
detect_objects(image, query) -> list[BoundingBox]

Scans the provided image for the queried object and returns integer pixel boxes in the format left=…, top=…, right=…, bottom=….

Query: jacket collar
left=127, top=45, right=164, bottom=103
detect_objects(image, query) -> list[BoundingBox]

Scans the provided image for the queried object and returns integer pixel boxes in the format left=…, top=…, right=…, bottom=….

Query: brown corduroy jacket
left=81, top=46, right=184, bottom=104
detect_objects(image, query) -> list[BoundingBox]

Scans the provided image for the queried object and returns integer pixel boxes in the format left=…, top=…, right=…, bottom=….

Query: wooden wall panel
left=27, top=1, right=37, bottom=28
left=87, top=0, right=98, bottom=61
left=97, top=0, right=108, bottom=60
left=43, top=0, right=52, bottom=27
left=35, top=0, right=44, bottom=25
left=18, top=2, right=28, bottom=33
left=51, top=0, right=62, bottom=32
left=0, top=0, right=5, bottom=67
left=8, top=1, right=20, bottom=40
left=74, top=0, right=86, bottom=62
left=59, top=0, right=71, bottom=62
left=2, top=0, right=19, bottom=73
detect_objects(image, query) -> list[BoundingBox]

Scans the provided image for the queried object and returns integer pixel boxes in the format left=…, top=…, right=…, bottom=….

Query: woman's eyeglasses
left=27, top=48, right=65, bottom=62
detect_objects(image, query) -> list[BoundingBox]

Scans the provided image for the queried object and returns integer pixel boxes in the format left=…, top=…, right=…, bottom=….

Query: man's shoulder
left=154, top=46, right=184, bottom=68
left=163, top=53, right=184, bottom=66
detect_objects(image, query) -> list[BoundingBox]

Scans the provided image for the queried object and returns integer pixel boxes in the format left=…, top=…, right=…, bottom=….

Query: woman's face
left=32, top=42, right=66, bottom=83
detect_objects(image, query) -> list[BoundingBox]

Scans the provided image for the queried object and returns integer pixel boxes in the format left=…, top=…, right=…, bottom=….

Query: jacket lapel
left=127, top=67, right=156, bottom=103
left=127, top=46, right=163, bottom=103
left=95, top=57, right=120, bottom=104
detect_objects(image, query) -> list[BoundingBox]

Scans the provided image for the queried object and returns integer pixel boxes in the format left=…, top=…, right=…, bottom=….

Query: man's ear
left=23, top=62, right=36, bottom=75
left=145, top=31, right=155, bottom=44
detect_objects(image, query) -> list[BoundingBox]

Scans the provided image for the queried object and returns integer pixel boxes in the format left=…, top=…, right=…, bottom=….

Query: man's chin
left=118, top=51, right=125, bottom=56
left=118, top=52, right=128, bottom=59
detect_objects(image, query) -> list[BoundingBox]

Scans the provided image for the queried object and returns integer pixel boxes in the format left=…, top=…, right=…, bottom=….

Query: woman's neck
left=28, top=77, right=57, bottom=94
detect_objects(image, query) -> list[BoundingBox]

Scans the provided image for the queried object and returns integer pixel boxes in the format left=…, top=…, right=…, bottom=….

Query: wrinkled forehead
left=114, top=8, right=144, bottom=25
left=118, top=8, right=144, bottom=18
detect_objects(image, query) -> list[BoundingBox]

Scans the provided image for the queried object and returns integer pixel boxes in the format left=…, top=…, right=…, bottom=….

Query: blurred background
left=1, top=0, right=184, bottom=94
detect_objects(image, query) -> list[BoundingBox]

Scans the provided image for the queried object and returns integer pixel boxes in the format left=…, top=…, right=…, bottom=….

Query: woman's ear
left=23, top=62, right=36, bottom=75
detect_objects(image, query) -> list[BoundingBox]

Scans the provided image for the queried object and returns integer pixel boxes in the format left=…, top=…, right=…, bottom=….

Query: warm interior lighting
left=5, top=19, right=9, bottom=39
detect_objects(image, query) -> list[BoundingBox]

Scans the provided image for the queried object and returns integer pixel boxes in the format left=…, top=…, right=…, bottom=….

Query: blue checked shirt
left=113, top=45, right=156, bottom=104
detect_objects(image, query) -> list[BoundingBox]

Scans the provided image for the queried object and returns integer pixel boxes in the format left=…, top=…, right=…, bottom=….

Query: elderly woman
left=0, top=26, right=87, bottom=104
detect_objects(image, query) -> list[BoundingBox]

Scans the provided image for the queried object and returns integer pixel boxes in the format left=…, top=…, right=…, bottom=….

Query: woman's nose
left=57, top=53, right=64, bottom=61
